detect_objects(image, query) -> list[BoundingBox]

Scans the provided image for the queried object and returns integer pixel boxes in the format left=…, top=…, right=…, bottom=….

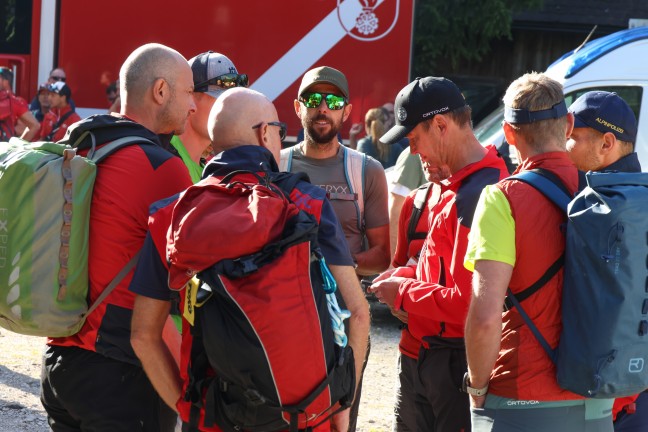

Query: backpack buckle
left=502, top=296, right=514, bottom=312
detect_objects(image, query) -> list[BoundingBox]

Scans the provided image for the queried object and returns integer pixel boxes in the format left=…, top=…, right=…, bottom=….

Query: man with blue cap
left=567, top=91, right=645, bottom=432
left=567, top=91, right=640, bottom=173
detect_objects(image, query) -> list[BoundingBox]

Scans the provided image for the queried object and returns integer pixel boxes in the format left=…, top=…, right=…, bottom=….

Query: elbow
left=130, top=328, right=153, bottom=360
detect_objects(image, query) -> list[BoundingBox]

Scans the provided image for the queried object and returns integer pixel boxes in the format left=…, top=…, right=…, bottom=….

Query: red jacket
left=489, top=152, right=582, bottom=401
left=394, top=145, right=508, bottom=344
left=39, top=105, right=81, bottom=141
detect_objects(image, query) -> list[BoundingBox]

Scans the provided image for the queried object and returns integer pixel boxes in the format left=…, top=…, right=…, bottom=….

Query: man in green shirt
left=172, top=51, right=248, bottom=182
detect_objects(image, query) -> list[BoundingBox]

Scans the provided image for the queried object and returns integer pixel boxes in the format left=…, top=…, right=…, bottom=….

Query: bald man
left=40, top=43, right=196, bottom=432
left=130, top=87, right=369, bottom=432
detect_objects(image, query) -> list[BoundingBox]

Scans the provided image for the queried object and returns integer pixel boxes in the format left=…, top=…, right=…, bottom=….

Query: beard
left=303, top=113, right=342, bottom=145
left=159, top=90, right=188, bottom=135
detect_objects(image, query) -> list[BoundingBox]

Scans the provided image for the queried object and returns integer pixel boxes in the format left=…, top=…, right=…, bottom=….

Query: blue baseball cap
left=569, top=91, right=637, bottom=143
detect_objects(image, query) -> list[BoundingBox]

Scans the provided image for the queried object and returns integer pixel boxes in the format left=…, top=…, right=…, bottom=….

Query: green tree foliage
left=412, top=0, right=543, bottom=76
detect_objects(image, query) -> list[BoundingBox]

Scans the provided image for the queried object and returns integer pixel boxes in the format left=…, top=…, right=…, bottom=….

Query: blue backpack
left=506, top=169, right=648, bottom=398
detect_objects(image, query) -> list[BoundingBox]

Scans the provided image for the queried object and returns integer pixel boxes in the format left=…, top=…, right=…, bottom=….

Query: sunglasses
left=195, top=73, right=248, bottom=91
left=50, top=76, right=66, bottom=82
left=299, top=92, right=347, bottom=110
left=252, top=121, right=287, bottom=141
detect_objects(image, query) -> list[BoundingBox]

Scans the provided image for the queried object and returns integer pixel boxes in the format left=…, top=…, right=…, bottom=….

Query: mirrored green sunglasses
left=299, top=92, right=347, bottom=110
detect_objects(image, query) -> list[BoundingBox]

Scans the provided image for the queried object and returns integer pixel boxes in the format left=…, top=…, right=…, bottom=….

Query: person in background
left=0, top=66, right=40, bottom=141
left=106, top=80, right=120, bottom=113
left=39, top=81, right=81, bottom=142
left=357, top=107, right=407, bottom=168
left=388, top=159, right=450, bottom=432
left=29, top=67, right=75, bottom=112
left=32, top=83, right=51, bottom=122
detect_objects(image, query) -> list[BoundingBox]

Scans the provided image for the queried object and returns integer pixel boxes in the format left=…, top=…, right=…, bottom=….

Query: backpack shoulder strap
left=342, top=146, right=367, bottom=232
left=510, top=168, right=571, bottom=212
left=407, top=182, right=433, bottom=243
left=279, top=147, right=293, bottom=172
left=88, top=135, right=158, bottom=163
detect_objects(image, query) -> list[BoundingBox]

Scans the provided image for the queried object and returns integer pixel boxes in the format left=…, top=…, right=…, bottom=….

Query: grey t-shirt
left=289, top=144, right=389, bottom=255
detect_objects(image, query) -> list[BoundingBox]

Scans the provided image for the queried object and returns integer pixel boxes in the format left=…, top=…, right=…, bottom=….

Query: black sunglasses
left=50, top=76, right=66, bottom=82
left=252, top=121, right=287, bottom=141
left=195, top=73, right=248, bottom=91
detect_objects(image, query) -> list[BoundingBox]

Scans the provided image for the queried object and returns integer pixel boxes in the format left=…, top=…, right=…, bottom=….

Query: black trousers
left=417, top=337, right=470, bottom=432
left=41, top=345, right=177, bottom=432
left=394, top=353, right=436, bottom=432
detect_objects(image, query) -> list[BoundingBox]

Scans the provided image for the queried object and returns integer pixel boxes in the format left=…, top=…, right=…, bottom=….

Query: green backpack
left=0, top=134, right=151, bottom=337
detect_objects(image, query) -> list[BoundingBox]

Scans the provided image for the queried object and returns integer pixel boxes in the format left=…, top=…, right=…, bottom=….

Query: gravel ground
left=0, top=300, right=400, bottom=432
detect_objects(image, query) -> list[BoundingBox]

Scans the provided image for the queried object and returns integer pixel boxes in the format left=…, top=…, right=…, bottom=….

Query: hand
left=330, top=407, right=350, bottom=432
left=390, top=308, right=408, bottom=324
left=373, top=268, right=397, bottom=283
left=349, top=123, right=363, bottom=137
left=367, top=276, right=406, bottom=308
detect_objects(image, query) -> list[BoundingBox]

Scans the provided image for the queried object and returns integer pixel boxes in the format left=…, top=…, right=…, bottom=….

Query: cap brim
left=380, top=124, right=412, bottom=145
left=204, top=88, right=227, bottom=99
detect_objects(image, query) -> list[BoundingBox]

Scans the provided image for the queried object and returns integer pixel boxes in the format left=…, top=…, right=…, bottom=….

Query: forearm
left=388, top=193, right=406, bottom=261
left=465, top=311, right=501, bottom=389
left=21, top=125, right=39, bottom=141
left=354, top=246, right=390, bottom=275
left=347, top=305, right=370, bottom=393
left=134, top=337, right=183, bottom=411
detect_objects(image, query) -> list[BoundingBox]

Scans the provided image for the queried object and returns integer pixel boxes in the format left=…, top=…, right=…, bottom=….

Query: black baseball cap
left=380, top=77, right=467, bottom=145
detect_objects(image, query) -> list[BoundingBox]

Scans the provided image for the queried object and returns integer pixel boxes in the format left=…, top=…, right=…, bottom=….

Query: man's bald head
left=120, top=43, right=186, bottom=104
left=118, top=43, right=196, bottom=134
left=208, top=88, right=278, bottom=151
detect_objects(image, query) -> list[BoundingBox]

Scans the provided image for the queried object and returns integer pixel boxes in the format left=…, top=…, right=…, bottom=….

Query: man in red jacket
left=370, top=77, right=508, bottom=431
left=39, top=81, right=81, bottom=141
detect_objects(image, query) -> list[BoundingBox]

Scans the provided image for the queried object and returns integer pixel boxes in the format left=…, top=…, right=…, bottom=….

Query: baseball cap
left=298, top=66, right=349, bottom=99
left=190, top=51, right=244, bottom=99
left=381, top=77, right=467, bottom=145
left=37, top=82, right=49, bottom=93
left=569, top=91, right=637, bottom=143
left=48, top=81, right=72, bottom=99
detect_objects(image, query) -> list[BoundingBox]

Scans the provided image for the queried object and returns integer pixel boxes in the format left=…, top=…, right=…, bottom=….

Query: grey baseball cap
left=189, top=51, right=245, bottom=99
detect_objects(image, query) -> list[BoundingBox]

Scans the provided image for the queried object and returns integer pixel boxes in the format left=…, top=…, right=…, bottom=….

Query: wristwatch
left=462, top=372, right=489, bottom=396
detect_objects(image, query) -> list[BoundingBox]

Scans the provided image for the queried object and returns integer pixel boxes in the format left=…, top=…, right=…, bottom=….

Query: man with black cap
left=40, top=80, right=81, bottom=141
left=464, top=72, right=613, bottom=431
left=171, top=51, right=248, bottom=182
left=369, top=76, right=507, bottom=432
left=567, top=91, right=646, bottom=432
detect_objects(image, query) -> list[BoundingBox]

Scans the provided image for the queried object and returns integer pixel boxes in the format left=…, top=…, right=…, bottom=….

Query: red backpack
left=165, top=170, right=356, bottom=432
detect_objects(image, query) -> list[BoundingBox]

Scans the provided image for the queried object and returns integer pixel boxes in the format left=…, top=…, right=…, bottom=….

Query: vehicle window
left=0, top=0, right=32, bottom=54
left=565, top=86, right=643, bottom=121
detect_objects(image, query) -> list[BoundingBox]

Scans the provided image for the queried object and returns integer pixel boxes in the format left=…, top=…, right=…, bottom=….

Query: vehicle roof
left=547, top=26, right=648, bottom=84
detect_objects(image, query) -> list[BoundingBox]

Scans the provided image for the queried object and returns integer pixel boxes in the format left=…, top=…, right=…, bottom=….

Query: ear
left=255, top=122, right=269, bottom=148
left=502, top=122, right=518, bottom=148
left=600, top=132, right=616, bottom=155
left=342, top=103, right=352, bottom=122
left=152, top=78, right=168, bottom=105
left=294, top=99, right=302, bottom=118
left=434, top=114, right=449, bottom=136
left=565, top=112, right=575, bottom=140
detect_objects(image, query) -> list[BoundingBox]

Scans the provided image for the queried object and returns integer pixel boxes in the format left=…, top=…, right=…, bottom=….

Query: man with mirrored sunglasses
left=281, top=65, right=390, bottom=432
left=171, top=51, right=248, bottom=183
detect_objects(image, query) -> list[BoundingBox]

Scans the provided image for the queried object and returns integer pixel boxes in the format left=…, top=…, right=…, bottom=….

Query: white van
left=475, top=26, right=648, bottom=170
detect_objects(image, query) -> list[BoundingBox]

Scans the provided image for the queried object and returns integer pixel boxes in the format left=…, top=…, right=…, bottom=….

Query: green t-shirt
left=170, top=135, right=204, bottom=183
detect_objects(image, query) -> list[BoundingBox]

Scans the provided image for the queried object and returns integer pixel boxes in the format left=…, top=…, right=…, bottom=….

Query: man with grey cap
left=567, top=91, right=646, bottom=432
left=370, top=76, right=507, bottom=432
left=171, top=51, right=248, bottom=182
left=281, top=65, right=389, bottom=431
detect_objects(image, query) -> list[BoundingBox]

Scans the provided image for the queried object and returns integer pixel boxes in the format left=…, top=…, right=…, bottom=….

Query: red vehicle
left=1, top=0, right=414, bottom=140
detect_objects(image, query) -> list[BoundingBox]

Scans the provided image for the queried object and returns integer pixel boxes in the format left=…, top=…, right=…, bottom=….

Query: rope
left=319, top=257, right=351, bottom=347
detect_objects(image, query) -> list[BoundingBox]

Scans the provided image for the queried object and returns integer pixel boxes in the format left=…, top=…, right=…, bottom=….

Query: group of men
left=10, top=39, right=640, bottom=432
left=0, top=66, right=81, bottom=142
